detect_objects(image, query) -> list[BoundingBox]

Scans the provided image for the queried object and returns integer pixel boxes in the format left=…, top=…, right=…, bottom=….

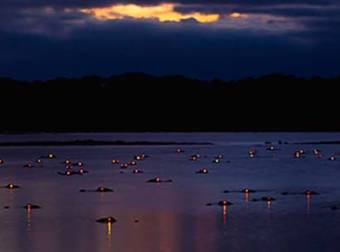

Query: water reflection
left=243, top=192, right=250, bottom=203
left=267, top=201, right=272, bottom=209
left=1, top=141, right=340, bottom=252
left=26, top=208, right=32, bottom=232
left=107, top=222, right=112, bottom=248
left=306, top=194, right=311, bottom=214
left=222, top=205, right=228, bottom=224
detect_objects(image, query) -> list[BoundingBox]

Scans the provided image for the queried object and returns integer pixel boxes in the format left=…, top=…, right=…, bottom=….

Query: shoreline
left=291, top=140, right=340, bottom=145
left=0, top=140, right=213, bottom=147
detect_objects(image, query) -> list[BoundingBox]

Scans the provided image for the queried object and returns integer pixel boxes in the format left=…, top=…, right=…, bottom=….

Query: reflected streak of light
left=81, top=4, right=220, bottom=23
left=107, top=222, right=112, bottom=247
left=267, top=201, right=272, bottom=209
left=27, top=208, right=32, bottom=232
left=222, top=205, right=228, bottom=224
left=107, top=222, right=112, bottom=237
left=306, top=194, right=311, bottom=214
left=244, top=192, right=250, bottom=203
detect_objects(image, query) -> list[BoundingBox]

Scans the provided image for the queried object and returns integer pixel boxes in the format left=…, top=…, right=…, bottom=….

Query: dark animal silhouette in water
left=146, top=177, right=173, bottom=183
left=23, top=163, right=34, bottom=168
left=2, top=184, right=20, bottom=189
left=23, top=203, right=41, bottom=209
left=196, top=168, right=208, bottom=174
left=96, top=217, right=117, bottom=223
left=251, top=196, right=276, bottom=202
left=80, top=187, right=113, bottom=192
left=281, top=190, right=320, bottom=196
left=223, top=188, right=271, bottom=194
left=58, top=169, right=88, bottom=176
left=206, top=200, right=233, bottom=206
left=132, top=169, right=144, bottom=174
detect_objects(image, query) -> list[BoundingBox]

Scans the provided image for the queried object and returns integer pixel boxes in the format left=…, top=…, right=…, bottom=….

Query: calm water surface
left=0, top=133, right=340, bottom=252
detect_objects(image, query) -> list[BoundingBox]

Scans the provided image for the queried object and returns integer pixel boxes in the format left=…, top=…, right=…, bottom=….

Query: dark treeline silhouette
left=1, top=73, right=340, bottom=132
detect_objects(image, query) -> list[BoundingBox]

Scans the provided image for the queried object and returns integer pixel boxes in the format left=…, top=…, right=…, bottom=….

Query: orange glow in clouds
left=229, top=12, right=242, bottom=18
left=81, top=4, right=220, bottom=23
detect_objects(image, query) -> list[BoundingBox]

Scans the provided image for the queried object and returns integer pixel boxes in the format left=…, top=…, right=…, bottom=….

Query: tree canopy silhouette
left=1, top=73, right=339, bottom=132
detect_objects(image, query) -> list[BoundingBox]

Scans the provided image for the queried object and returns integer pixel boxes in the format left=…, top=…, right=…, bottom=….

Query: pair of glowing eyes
left=66, top=169, right=84, bottom=175
left=135, top=155, right=146, bottom=160
left=190, top=155, right=200, bottom=160
left=65, top=160, right=83, bottom=165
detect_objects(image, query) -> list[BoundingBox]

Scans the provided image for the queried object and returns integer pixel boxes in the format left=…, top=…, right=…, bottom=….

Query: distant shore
left=0, top=140, right=212, bottom=147
left=291, top=140, right=340, bottom=145
left=1, top=139, right=340, bottom=147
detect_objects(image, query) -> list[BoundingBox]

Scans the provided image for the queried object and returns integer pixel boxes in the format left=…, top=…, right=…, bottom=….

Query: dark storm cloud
left=173, top=2, right=340, bottom=18
left=1, top=18, right=340, bottom=80
left=1, top=0, right=338, bottom=7
left=0, top=0, right=340, bottom=80
left=1, top=0, right=339, bottom=15
left=227, top=5, right=340, bottom=18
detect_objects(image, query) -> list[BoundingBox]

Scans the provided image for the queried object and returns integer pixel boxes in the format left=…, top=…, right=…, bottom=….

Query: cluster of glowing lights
left=80, top=4, right=221, bottom=23
left=294, top=148, right=338, bottom=160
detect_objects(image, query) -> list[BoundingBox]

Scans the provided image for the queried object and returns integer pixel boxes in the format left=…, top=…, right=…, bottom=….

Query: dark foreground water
left=0, top=133, right=340, bottom=252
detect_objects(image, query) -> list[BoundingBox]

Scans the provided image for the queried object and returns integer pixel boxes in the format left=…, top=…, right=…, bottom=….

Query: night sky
left=1, top=0, right=340, bottom=80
